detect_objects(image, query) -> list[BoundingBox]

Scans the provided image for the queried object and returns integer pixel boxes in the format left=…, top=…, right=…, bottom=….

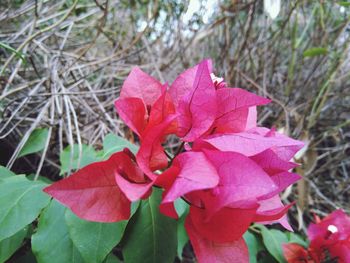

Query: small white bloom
left=264, top=0, right=281, bottom=20
left=327, top=224, right=338, bottom=234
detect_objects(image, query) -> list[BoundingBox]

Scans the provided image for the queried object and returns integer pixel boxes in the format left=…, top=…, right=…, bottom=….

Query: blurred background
left=0, top=0, right=349, bottom=243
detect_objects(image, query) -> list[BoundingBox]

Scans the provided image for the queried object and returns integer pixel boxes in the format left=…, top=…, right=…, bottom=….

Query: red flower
left=44, top=59, right=304, bottom=263
left=284, top=210, right=350, bottom=263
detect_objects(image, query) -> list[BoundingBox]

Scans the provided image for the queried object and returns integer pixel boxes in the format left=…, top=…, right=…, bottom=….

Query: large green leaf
left=18, top=128, right=49, bottom=158
left=122, top=188, right=177, bottom=263
left=65, top=210, right=128, bottom=263
left=31, top=200, right=84, bottom=263
left=0, top=166, right=16, bottom=179
left=243, top=230, right=264, bottom=263
left=60, top=144, right=98, bottom=174
left=102, top=133, right=138, bottom=159
left=0, top=226, right=28, bottom=262
left=0, top=176, right=50, bottom=241
left=256, top=225, right=288, bottom=263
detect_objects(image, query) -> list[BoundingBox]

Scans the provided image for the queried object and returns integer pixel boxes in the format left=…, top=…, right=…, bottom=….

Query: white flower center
left=327, top=224, right=338, bottom=234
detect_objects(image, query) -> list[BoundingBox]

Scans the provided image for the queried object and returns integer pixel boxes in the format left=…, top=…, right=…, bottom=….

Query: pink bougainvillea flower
left=44, top=59, right=306, bottom=263
left=284, top=210, right=350, bottom=263
left=169, top=59, right=217, bottom=141
left=44, top=151, right=150, bottom=222
left=308, top=209, right=350, bottom=263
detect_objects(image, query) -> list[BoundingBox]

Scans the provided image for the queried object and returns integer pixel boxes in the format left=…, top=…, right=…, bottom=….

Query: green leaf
left=287, top=232, right=308, bottom=247
left=339, top=2, right=350, bottom=7
left=65, top=210, right=128, bottom=263
left=122, top=188, right=177, bottom=263
left=18, top=128, right=49, bottom=158
left=0, top=226, right=28, bottom=262
left=60, top=144, right=99, bottom=174
left=303, top=47, right=328, bottom=57
left=243, top=231, right=264, bottom=263
left=32, top=200, right=84, bottom=263
left=256, top=225, right=288, bottom=263
left=0, top=176, right=50, bottom=241
left=0, top=166, right=16, bottom=179
left=102, top=133, right=138, bottom=159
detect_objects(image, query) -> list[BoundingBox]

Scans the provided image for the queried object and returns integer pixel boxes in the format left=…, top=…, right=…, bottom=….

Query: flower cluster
left=283, top=210, right=350, bottom=263
left=44, top=59, right=303, bottom=262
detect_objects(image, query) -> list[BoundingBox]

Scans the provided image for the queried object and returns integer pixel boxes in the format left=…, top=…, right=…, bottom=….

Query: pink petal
left=44, top=152, right=140, bottom=222
left=197, top=128, right=304, bottom=160
left=213, top=88, right=270, bottom=133
left=115, top=97, right=147, bottom=136
left=169, top=59, right=213, bottom=107
left=115, top=175, right=152, bottom=202
left=136, top=115, right=177, bottom=178
left=146, top=88, right=177, bottom=135
left=159, top=201, right=178, bottom=219
left=246, top=106, right=257, bottom=130
left=187, top=235, right=249, bottom=263
left=161, top=151, right=219, bottom=203
left=188, top=206, right=256, bottom=243
left=185, top=211, right=250, bottom=263
left=200, top=150, right=277, bottom=216
left=270, top=172, right=301, bottom=195
left=250, top=149, right=298, bottom=175
left=255, top=195, right=293, bottom=230
left=120, top=67, right=162, bottom=106
left=174, top=60, right=217, bottom=141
